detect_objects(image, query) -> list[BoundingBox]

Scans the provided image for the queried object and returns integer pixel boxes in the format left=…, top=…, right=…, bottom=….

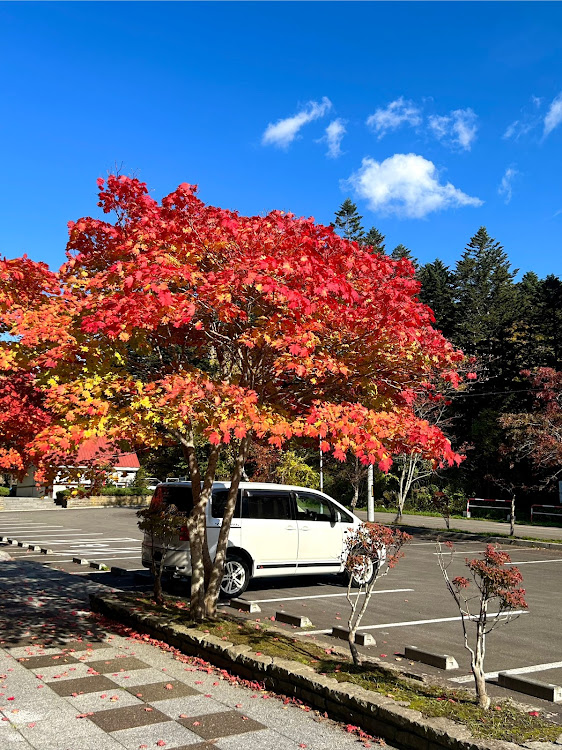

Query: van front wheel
left=220, top=555, right=250, bottom=598
left=346, top=548, right=378, bottom=588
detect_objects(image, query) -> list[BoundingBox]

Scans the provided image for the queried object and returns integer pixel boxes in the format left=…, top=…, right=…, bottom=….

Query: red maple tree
left=437, top=542, right=527, bottom=708
left=1, top=175, right=466, bottom=619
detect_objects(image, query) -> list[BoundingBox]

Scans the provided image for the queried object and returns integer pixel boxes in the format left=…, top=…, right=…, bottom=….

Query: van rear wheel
left=220, top=555, right=250, bottom=598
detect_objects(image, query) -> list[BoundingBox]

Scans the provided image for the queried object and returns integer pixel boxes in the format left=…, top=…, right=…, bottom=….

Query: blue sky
left=1, top=1, right=561, bottom=278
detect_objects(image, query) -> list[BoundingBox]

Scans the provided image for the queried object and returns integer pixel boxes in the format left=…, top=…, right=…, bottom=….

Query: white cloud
left=503, top=95, right=546, bottom=140
left=262, top=97, right=332, bottom=149
left=345, top=153, right=483, bottom=219
left=498, top=167, right=519, bottom=204
left=428, top=108, right=478, bottom=151
left=366, top=97, right=421, bottom=138
left=544, top=92, right=562, bottom=137
left=503, top=119, right=535, bottom=140
left=319, top=118, right=347, bottom=158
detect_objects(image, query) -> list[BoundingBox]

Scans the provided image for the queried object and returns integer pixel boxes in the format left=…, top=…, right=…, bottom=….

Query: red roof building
left=14, top=438, right=140, bottom=498
left=75, top=438, right=140, bottom=469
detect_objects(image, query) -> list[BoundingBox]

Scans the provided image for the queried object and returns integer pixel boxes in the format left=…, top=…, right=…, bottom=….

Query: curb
left=0, top=535, right=111, bottom=569
left=1, top=537, right=53, bottom=554
left=90, top=592, right=528, bottom=750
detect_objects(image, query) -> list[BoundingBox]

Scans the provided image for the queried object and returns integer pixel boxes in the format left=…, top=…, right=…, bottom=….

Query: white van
left=141, top=481, right=376, bottom=598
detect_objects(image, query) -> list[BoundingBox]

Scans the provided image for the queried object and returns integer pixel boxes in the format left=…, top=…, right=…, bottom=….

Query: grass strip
left=127, top=592, right=561, bottom=743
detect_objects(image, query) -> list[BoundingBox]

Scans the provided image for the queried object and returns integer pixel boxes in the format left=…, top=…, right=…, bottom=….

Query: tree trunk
left=204, top=435, right=251, bottom=618
left=472, top=622, right=490, bottom=709
left=153, top=562, right=164, bottom=605
left=177, top=433, right=220, bottom=622
left=510, top=495, right=516, bottom=536
left=348, top=630, right=361, bottom=668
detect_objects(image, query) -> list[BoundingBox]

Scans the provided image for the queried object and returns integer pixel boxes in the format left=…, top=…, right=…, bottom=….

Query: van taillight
left=179, top=525, right=189, bottom=541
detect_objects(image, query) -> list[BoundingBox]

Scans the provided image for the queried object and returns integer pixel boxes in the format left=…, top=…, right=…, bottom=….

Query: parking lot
left=2, top=507, right=562, bottom=716
left=0, top=507, right=144, bottom=572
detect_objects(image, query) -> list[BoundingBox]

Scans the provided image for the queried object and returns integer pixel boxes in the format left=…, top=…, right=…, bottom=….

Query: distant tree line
left=330, top=199, right=562, bottom=512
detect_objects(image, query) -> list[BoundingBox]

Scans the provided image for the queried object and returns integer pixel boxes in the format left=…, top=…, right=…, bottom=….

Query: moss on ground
left=127, top=592, right=561, bottom=743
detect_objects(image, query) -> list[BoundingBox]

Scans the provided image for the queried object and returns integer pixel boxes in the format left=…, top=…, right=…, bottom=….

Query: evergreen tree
left=333, top=199, right=365, bottom=242
left=451, top=227, right=517, bottom=358
left=539, top=275, right=562, bottom=368
left=418, top=259, right=456, bottom=338
left=364, top=226, right=386, bottom=254
left=391, top=244, right=418, bottom=267
left=511, top=272, right=547, bottom=372
left=449, top=228, right=519, bottom=493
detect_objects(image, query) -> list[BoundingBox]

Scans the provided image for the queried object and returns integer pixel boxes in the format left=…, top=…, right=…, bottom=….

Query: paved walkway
left=0, top=557, right=373, bottom=750
left=355, top=510, right=562, bottom=543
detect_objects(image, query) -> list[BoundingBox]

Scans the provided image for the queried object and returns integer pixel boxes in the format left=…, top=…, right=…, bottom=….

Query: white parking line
left=432, top=550, right=497, bottom=556
left=51, top=556, right=142, bottom=563
left=450, top=660, right=562, bottom=683
left=0, top=524, right=65, bottom=528
left=67, top=550, right=140, bottom=556
left=506, top=559, right=562, bottom=565
left=1, top=528, right=81, bottom=534
left=6, top=533, right=105, bottom=540
left=252, top=588, right=414, bottom=604
left=302, top=610, right=529, bottom=636
left=17, top=536, right=137, bottom=544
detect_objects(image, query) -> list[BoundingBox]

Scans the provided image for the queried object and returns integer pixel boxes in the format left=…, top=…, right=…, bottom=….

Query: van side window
left=337, top=507, right=354, bottom=523
left=211, top=490, right=241, bottom=519
left=241, top=490, right=293, bottom=520
left=294, top=492, right=333, bottom=522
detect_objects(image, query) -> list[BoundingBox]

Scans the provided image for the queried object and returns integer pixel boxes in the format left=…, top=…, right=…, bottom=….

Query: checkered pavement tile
left=16, top=653, right=79, bottom=669
left=109, top=720, right=201, bottom=750
left=48, top=674, right=120, bottom=696
left=88, top=703, right=170, bottom=732
left=177, top=710, right=266, bottom=740
left=86, top=656, right=149, bottom=674
left=124, top=679, right=199, bottom=702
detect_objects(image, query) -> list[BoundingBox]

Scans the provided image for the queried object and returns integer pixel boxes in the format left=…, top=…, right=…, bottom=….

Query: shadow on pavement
left=0, top=560, right=109, bottom=648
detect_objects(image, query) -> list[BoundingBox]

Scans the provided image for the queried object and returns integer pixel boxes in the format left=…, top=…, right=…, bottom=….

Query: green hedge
left=56, top=486, right=152, bottom=501
left=99, top=486, right=152, bottom=496
left=0, top=487, right=9, bottom=496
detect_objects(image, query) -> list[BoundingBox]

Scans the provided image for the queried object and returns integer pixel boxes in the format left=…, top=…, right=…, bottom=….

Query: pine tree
left=391, top=244, right=418, bottom=267
left=450, top=227, right=519, bottom=491
left=451, top=227, right=517, bottom=357
left=333, top=199, right=365, bottom=242
left=364, top=226, right=386, bottom=254
left=511, top=272, right=547, bottom=372
left=539, top=275, right=562, bottom=368
left=418, top=259, right=456, bottom=338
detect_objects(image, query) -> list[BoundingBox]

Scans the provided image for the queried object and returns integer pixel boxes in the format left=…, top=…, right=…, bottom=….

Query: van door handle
left=300, top=525, right=311, bottom=531
left=285, top=525, right=297, bottom=530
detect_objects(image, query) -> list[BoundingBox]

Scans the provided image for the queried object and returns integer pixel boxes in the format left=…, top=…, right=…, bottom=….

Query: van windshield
left=151, top=485, right=193, bottom=514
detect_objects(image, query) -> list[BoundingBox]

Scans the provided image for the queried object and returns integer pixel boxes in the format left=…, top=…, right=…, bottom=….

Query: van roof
left=159, top=481, right=328, bottom=494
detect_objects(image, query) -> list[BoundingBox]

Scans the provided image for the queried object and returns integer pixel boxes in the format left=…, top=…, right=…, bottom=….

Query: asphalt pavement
left=358, top=510, right=562, bottom=542
left=1, top=507, right=562, bottom=722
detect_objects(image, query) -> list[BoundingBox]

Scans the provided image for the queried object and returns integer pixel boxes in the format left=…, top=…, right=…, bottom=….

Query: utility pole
left=367, top=464, right=374, bottom=521
left=319, top=445, right=324, bottom=492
